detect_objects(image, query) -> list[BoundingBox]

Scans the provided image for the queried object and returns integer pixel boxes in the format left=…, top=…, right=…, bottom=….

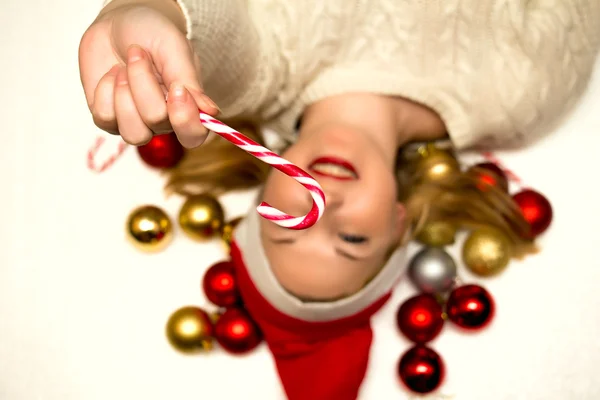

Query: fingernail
left=170, top=84, right=188, bottom=102
left=128, top=46, right=143, bottom=63
left=115, top=69, right=128, bottom=86
left=202, top=95, right=220, bottom=112
left=181, top=133, right=207, bottom=149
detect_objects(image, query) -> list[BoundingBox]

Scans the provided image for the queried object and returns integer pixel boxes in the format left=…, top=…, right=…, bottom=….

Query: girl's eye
left=339, top=234, right=367, bottom=244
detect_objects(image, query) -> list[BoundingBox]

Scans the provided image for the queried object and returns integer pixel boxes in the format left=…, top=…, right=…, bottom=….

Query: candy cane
left=87, top=136, right=129, bottom=173
left=199, top=112, right=326, bottom=230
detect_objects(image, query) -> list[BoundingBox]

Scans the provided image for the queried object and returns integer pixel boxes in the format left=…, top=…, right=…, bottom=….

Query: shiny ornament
left=408, top=248, right=458, bottom=293
left=415, top=220, right=457, bottom=247
left=202, top=261, right=241, bottom=307
left=398, top=345, right=445, bottom=394
left=512, top=189, right=553, bottom=237
left=166, top=306, right=214, bottom=353
left=415, top=147, right=460, bottom=183
left=468, top=162, right=509, bottom=192
left=396, top=294, right=445, bottom=343
left=221, top=217, right=243, bottom=249
left=462, top=227, right=511, bottom=276
left=446, top=284, right=494, bottom=330
left=125, top=205, right=173, bottom=252
left=214, top=308, right=262, bottom=354
left=137, top=133, right=184, bottom=169
left=209, top=311, right=223, bottom=325
left=178, top=194, right=225, bottom=240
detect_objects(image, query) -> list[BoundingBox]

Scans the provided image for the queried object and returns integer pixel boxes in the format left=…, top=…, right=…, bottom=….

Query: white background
left=1, top=1, right=600, bottom=399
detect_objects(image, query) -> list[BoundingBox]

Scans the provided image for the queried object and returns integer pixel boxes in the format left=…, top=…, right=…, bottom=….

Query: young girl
left=79, top=0, right=600, bottom=398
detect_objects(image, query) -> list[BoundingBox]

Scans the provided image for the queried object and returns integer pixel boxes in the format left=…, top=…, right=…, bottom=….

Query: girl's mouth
left=308, top=156, right=358, bottom=180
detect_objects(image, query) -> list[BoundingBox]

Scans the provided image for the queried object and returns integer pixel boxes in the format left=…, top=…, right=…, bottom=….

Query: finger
left=152, top=35, right=220, bottom=116
left=167, top=84, right=209, bottom=148
left=114, top=68, right=153, bottom=145
left=91, top=64, right=121, bottom=134
left=126, top=45, right=172, bottom=134
left=79, top=22, right=121, bottom=110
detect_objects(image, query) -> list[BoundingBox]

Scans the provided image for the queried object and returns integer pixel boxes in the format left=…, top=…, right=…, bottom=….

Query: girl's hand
left=78, top=0, right=219, bottom=148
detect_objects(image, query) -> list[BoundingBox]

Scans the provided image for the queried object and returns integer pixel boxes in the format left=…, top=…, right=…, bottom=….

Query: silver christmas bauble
left=408, top=247, right=457, bottom=293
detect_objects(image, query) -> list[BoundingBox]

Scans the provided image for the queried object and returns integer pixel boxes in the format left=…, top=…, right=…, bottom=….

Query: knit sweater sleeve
left=469, top=1, right=600, bottom=148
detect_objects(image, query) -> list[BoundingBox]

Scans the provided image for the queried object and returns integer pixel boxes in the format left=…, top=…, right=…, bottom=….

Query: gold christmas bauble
left=209, top=311, right=223, bottom=325
left=415, top=147, right=460, bottom=182
left=166, top=306, right=214, bottom=353
left=126, top=205, right=173, bottom=252
left=221, top=217, right=243, bottom=250
left=416, top=220, right=457, bottom=247
left=462, top=227, right=512, bottom=277
left=178, top=194, right=225, bottom=241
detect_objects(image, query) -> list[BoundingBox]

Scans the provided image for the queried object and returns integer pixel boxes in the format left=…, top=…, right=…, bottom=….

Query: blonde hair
left=166, top=120, right=270, bottom=197
left=165, top=121, right=536, bottom=260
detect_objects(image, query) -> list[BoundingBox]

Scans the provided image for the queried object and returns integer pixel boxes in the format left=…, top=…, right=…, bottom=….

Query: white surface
left=1, top=1, right=600, bottom=399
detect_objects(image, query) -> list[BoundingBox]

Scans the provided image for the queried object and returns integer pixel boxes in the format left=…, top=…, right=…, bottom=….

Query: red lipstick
left=308, top=156, right=358, bottom=180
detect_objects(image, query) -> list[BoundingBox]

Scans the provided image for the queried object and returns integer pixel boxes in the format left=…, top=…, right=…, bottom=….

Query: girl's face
left=260, top=125, right=406, bottom=301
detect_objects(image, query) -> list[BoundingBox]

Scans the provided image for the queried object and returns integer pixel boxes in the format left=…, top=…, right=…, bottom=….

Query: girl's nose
left=324, top=190, right=342, bottom=208
left=281, top=179, right=317, bottom=216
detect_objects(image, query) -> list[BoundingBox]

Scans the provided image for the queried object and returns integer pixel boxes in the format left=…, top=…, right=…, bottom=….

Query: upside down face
left=260, top=125, right=406, bottom=301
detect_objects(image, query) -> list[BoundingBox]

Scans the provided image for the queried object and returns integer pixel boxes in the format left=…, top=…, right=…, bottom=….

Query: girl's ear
left=394, top=202, right=408, bottom=242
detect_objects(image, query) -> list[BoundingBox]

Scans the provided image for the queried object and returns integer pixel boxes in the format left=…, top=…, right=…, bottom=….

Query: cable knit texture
left=174, top=0, right=600, bottom=150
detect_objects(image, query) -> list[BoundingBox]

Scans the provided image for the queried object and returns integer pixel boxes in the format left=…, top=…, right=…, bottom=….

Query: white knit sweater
left=175, top=0, right=600, bottom=149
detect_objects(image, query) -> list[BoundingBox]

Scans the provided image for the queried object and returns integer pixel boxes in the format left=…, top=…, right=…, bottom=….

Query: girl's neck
left=300, top=93, right=447, bottom=168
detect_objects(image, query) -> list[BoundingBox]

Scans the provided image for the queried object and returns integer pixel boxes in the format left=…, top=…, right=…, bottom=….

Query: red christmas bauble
left=398, top=345, right=445, bottom=394
left=214, top=308, right=262, bottom=354
left=470, top=162, right=509, bottom=192
left=396, top=294, right=444, bottom=343
left=137, top=133, right=184, bottom=169
left=512, top=189, right=553, bottom=237
left=446, top=284, right=494, bottom=330
left=202, top=261, right=241, bottom=308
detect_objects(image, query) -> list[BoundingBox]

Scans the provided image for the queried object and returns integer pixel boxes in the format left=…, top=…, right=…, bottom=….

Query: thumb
left=152, top=36, right=219, bottom=116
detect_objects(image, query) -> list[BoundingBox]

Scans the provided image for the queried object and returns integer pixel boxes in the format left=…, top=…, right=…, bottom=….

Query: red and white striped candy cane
left=200, top=112, right=326, bottom=230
